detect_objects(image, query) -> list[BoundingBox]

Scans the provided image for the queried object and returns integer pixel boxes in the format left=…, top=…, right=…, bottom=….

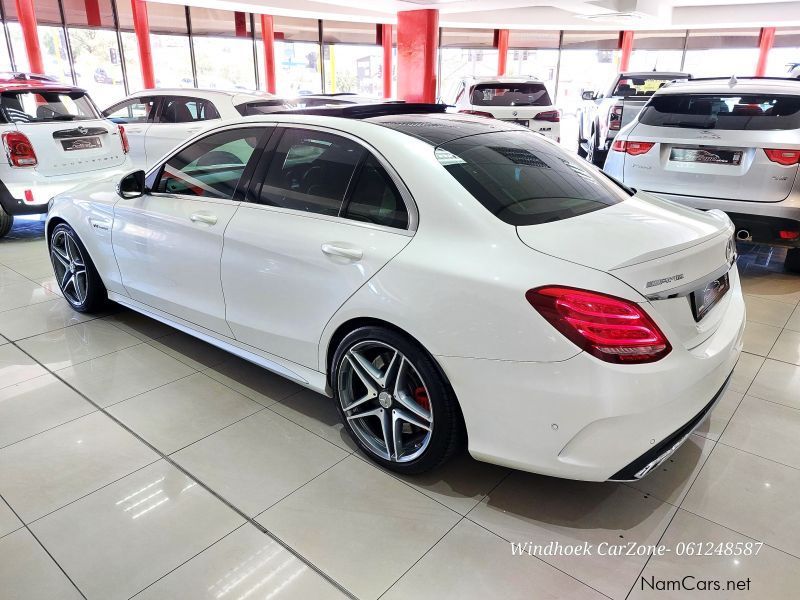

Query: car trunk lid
left=517, top=195, right=736, bottom=348
left=21, top=120, right=127, bottom=177
left=621, top=123, right=799, bottom=202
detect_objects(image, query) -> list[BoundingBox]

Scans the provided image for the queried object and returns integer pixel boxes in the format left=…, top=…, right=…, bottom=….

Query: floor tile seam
left=0, top=490, right=88, bottom=600
left=8, top=338, right=361, bottom=600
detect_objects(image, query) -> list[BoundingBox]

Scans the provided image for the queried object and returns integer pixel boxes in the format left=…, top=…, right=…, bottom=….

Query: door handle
left=321, top=243, right=363, bottom=261
left=190, top=212, right=218, bottom=225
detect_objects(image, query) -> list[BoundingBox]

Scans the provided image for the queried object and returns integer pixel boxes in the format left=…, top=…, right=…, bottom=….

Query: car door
left=113, top=125, right=266, bottom=335
left=102, top=95, right=157, bottom=167
left=144, top=96, right=221, bottom=166
left=222, top=125, right=415, bottom=369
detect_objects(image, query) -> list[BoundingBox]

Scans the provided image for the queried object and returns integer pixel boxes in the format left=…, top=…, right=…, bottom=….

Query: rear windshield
left=612, top=77, right=681, bottom=98
left=0, top=90, right=99, bottom=123
left=640, top=94, right=800, bottom=130
left=470, top=83, right=551, bottom=107
left=436, top=130, right=627, bottom=226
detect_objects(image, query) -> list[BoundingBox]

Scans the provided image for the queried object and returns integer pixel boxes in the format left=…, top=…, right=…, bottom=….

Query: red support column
left=495, top=29, right=509, bottom=76
left=234, top=12, right=247, bottom=38
left=261, top=15, right=277, bottom=95
left=84, top=0, right=102, bottom=27
left=397, top=9, right=438, bottom=103
left=381, top=24, right=393, bottom=98
left=619, top=30, right=634, bottom=72
left=755, top=27, right=775, bottom=76
left=131, top=0, right=155, bottom=89
left=14, top=0, right=45, bottom=74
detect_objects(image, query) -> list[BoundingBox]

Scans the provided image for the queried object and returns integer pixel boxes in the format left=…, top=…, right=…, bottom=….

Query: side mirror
left=117, top=169, right=146, bottom=199
left=581, top=90, right=596, bottom=101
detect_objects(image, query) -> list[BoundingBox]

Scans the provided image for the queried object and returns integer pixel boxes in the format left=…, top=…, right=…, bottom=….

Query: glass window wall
left=682, top=29, right=760, bottom=77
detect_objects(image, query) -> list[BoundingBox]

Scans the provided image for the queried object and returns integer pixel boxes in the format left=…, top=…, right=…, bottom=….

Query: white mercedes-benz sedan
left=45, top=104, right=745, bottom=481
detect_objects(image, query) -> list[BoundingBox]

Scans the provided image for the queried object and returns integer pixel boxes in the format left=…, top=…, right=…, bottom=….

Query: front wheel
left=49, top=223, right=107, bottom=313
left=0, top=207, right=12, bottom=239
left=785, top=248, right=800, bottom=273
left=332, top=326, right=464, bottom=474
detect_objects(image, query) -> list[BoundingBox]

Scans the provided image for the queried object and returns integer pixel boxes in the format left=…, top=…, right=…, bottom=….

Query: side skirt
left=107, top=291, right=331, bottom=396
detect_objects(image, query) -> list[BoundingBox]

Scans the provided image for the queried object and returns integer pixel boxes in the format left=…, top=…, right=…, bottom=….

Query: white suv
left=604, top=77, right=800, bottom=272
left=444, top=76, right=560, bottom=142
left=103, top=89, right=289, bottom=169
left=0, top=73, right=132, bottom=238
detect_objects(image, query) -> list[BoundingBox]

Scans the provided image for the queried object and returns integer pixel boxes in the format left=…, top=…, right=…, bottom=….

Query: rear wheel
left=332, top=326, right=463, bottom=475
left=49, top=223, right=107, bottom=313
left=0, top=208, right=12, bottom=239
left=785, top=248, right=800, bottom=274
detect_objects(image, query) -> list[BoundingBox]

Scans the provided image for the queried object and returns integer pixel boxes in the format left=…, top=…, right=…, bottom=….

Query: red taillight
left=533, top=110, right=560, bottom=122
left=458, top=109, right=495, bottom=119
left=779, top=230, right=800, bottom=240
left=118, top=124, right=130, bottom=154
left=609, top=105, right=623, bottom=130
left=526, top=286, right=671, bottom=364
left=611, top=139, right=654, bottom=156
left=2, top=131, right=37, bottom=167
left=764, top=148, right=800, bottom=166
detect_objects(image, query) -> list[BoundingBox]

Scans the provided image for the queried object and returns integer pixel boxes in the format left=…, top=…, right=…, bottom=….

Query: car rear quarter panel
left=319, top=138, right=645, bottom=366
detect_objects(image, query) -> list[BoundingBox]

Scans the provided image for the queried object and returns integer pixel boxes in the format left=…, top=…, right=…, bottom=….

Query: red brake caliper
left=413, top=386, right=430, bottom=412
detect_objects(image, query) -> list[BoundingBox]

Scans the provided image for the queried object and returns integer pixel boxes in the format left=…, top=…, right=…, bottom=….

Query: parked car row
left=0, top=73, right=388, bottom=237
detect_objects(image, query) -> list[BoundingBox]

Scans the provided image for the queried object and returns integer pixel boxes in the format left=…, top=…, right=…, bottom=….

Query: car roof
left=197, top=107, right=526, bottom=148
left=366, top=113, right=530, bottom=146
left=656, top=77, right=800, bottom=95
left=619, top=71, right=689, bottom=79
left=463, top=76, right=545, bottom=84
left=125, top=88, right=272, bottom=100
left=0, top=78, right=86, bottom=93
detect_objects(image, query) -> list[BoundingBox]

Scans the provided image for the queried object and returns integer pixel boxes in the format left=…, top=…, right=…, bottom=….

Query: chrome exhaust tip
left=736, top=229, right=751, bottom=241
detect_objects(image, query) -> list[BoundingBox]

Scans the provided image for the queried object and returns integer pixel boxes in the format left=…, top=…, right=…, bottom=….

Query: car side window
left=104, top=97, right=155, bottom=123
left=155, top=128, right=261, bottom=199
left=343, top=155, right=408, bottom=229
left=255, top=128, right=364, bottom=216
left=159, top=97, right=220, bottom=124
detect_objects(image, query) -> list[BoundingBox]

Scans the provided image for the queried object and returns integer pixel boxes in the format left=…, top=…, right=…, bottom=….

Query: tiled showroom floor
left=2, top=217, right=800, bottom=600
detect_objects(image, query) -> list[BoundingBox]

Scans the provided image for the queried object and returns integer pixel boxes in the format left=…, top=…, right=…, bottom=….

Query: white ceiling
left=155, top=0, right=800, bottom=29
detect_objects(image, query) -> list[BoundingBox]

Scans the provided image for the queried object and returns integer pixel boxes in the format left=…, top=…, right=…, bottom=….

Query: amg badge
left=646, top=274, right=685, bottom=288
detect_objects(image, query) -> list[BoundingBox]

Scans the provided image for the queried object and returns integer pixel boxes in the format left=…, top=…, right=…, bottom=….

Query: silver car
left=604, top=77, right=800, bottom=272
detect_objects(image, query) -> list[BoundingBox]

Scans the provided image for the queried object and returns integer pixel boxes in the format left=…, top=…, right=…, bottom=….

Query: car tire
left=785, top=248, right=800, bottom=274
left=0, top=208, right=13, bottom=239
left=49, top=223, right=107, bottom=313
left=332, top=326, right=464, bottom=475
left=588, top=131, right=608, bottom=167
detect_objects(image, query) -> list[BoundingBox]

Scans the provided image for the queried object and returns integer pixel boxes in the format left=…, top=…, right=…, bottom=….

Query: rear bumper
left=437, top=277, right=745, bottom=481
left=0, top=161, right=131, bottom=216
left=0, top=180, right=47, bottom=215
left=643, top=191, right=800, bottom=247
